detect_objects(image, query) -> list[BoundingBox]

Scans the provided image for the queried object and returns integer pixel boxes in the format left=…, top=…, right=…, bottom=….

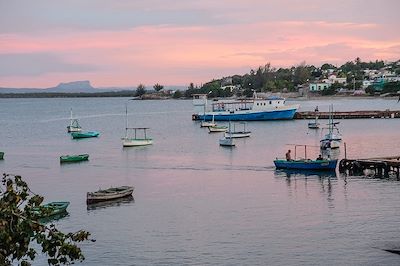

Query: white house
left=309, top=83, right=331, bottom=91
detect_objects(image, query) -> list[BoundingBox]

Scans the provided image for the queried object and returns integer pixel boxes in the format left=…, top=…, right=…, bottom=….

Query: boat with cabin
left=224, top=122, right=251, bottom=138
left=274, top=144, right=337, bottom=171
left=71, top=131, right=100, bottom=139
left=122, top=105, right=153, bottom=147
left=192, top=93, right=299, bottom=121
left=67, top=109, right=82, bottom=133
left=87, top=186, right=134, bottom=204
left=60, top=154, right=89, bottom=163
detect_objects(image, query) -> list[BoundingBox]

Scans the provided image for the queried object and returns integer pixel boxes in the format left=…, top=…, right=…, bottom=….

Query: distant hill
left=0, top=81, right=188, bottom=94
left=46, top=80, right=95, bottom=93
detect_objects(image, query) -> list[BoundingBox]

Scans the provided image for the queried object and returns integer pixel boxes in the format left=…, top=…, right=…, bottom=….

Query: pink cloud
left=0, top=20, right=399, bottom=87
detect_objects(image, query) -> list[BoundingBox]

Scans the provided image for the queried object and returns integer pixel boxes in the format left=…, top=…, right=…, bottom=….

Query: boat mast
left=125, top=104, right=128, bottom=138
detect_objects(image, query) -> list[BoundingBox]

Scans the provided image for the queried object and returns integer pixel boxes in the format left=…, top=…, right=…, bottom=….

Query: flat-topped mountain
left=47, top=80, right=95, bottom=92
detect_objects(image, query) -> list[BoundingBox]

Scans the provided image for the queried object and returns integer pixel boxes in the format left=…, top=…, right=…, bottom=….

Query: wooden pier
left=339, top=156, right=400, bottom=178
left=294, top=110, right=400, bottom=119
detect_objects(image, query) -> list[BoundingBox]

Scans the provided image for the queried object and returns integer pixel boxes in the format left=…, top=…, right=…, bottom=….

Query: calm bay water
left=1, top=97, right=400, bottom=265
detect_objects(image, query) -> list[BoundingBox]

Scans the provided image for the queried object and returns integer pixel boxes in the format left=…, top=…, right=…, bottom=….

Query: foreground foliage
left=0, top=174, right=91, bottom=265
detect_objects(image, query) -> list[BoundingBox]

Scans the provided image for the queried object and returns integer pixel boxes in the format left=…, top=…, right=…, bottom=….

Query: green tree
left=0, top=174, right=91, bottom=265
left=293, top=62, right=311, bottom=85
left=173, top=90, right=182, bottom=98
left=153, top=83, right=164, bottom=92
left=135, top=84, right=146, bottom=97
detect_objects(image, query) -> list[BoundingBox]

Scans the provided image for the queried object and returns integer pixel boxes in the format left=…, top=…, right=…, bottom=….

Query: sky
left=0, top=0, right=399, bottom=88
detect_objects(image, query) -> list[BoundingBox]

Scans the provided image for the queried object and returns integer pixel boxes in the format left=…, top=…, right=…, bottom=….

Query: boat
left=219, top=122, right=235, bottom=146
left=67, top=108, right=82, bottom=133
left=122, top=104, right=153, bottom=147
left=87, top=186, right=134, bottom=204
left=308, top=106, right=320, bottom=129
left=224, top=122, right=251, bottom=138
left=208, top=125, right=228, bottom=133
left=320, top=105, right=342, bottom=149
left=71, top=131, right=99, bottom=139
left=200, top=114, right=216, bottom=127
left=274, top=159, right=338, bottom=170
left=0, top=152, right=4, bottom=160
left=274, top=144, right=337, bottom=171
left=33, top=201, right=70, bottom=218
left=60, top=154, right=89, bottom=163
left=192, top=93, right=299, bottom=121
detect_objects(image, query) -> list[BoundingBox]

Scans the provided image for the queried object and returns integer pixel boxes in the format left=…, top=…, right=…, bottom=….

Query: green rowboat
left=71, top=131, right=99, bottom=139
left=0, top=152, right=4, bottom=160
left=60, top=154, right=89, bottom=163
left=33, top=201, right=70, bottom=218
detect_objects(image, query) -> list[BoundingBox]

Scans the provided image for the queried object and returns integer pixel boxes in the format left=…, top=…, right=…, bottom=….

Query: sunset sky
left=0, top=0, right=399, bottom=88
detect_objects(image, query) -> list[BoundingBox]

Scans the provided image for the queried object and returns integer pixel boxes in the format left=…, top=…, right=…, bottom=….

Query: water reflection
left=274, top=169, right=337, bottom=179
left=87, top=195, right=134, bottom=211
left=39, top=211, right=69, bottom=224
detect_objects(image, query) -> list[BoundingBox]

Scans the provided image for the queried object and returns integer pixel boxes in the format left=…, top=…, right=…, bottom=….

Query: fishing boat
left=71, top=131, right=99, bottom=139
left=219, top=122, right=235, bottom=146
left=320, top=105, right=342, bottom=149
left=60, top=154, right=89, bottom=163
left=0, top=152, right=4, bottom=160
left=192, top=93, right=299, bottom=121
left=308, top=106, right=320, bottom=129
left=67, top=109, right=82, bottom=132
left=122, top=105, right=153, bottom=147
left=33, top=201, right=70, bottom=218
left=87, top=186, right=134, bottom=204
left=208, top=125, right=228, bottom=133
left=274, top=144, right=337, bottom=171
left=224, top=122, right=251, bottom=138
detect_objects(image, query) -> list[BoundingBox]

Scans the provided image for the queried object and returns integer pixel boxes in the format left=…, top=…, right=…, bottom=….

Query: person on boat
left=316, top=154, right=323, bottom=160
left=285, top=150, right=292, bottom=161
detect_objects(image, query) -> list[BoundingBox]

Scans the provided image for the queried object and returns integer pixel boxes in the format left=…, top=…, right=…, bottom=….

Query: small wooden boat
left=67, top=108, right=82, bottom=133
left=219, top=137, right=235, bottom=146
left=33, top=201, right=70, bottom=218
left=0, top=152, right=4, bottom=160
left=87, top=186, right=134, bottom=204
left=224, top=122, right=251, bottom=138
left=208, top=125, right=228, bottom=133
left=60, top=154, right=89, bottom=163
left=71, top=131, right=99, bottom=139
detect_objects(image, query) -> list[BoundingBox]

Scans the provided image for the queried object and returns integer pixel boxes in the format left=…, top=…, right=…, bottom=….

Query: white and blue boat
left=192, top=94, right=299, bottom=121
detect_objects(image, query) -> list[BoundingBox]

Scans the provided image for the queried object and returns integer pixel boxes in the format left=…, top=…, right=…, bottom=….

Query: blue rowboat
left=274, top=159, right=338, bottom=171
left=71, top=131, right=99, bottom=139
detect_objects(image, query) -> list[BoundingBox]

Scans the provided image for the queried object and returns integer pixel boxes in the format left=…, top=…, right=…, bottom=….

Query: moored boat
left=193, top=94, right=299, bottom=121
left=60, top=154, right=89, bottom=163
left=71, top=131, right=99, bottom=139
left=87, top=186, right=134, bottom=204
left=274, top=159, right=338, bottom=170
left=224, top=122, right=251, bottom=138
left=67, top=108, right=82, bottom=133
left=122, top=105, right=153, bottom=147
left=33, top=201, right=70, bottom=218
left=208, top=125, right=228, bottom=133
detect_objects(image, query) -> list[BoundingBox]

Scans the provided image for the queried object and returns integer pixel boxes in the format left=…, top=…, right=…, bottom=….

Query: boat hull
left=219, top=138, right=235, bottom=146
left=198, top=108, right=297, bottom=121
left=67, top=126, right=82, bottom=133
left=225, top=131, right=251, bottom=138
left=60, top=154, right=89, bottom=163
left=274, top=159, right=338, bottom=170
left=33, top=201, right=70, bottom=218
left=122, top=138, right=153, bottom=147
left=87, top=186, right=134, bottom=203
left=208, top=126, right=228, bottom=132
left=71, top=131, right=99, bottom=139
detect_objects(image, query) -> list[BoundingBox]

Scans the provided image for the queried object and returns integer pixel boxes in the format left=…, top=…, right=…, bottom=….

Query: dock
left=339, top=156, right=400, bottom=178
left=294, top=110, right=400, bottom=119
